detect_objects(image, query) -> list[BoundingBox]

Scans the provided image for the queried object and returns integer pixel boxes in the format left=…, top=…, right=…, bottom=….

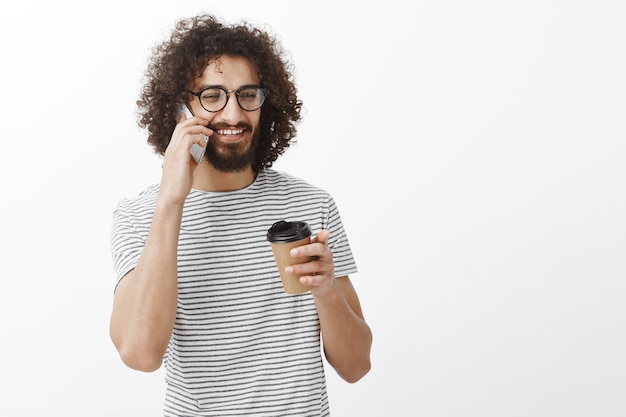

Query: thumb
left=313, top=229, right=330, bottom=244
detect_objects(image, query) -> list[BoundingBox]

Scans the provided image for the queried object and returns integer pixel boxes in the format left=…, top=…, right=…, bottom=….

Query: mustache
left=209, top=122, right=252, bottom=131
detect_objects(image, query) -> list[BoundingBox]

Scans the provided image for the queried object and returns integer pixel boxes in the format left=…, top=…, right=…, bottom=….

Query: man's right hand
left=159, top=112, right=213, bottom=205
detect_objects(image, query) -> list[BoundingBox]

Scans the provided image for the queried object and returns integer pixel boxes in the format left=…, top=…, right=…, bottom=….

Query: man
left=110, top=14, right=372, bottom=416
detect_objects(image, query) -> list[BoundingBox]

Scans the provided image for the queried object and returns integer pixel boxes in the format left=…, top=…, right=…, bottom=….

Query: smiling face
left=188, top=55, right=262, bottom=172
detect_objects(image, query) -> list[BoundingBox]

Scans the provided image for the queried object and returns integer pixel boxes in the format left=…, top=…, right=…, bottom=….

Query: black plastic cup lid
left=266, top=220, right=312, bottom=243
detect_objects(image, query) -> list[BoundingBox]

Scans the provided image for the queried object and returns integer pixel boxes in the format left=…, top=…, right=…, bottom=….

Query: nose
left=219, top=91, right=244, bottom=124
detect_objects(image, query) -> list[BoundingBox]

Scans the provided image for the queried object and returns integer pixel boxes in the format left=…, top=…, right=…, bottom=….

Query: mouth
left=216, top=128, right=245, bottom=136
left=211, top=126, right=249, bottom=143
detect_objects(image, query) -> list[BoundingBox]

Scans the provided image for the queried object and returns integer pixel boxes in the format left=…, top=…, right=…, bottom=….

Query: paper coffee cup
left=266, top=220, right=312, bottom=294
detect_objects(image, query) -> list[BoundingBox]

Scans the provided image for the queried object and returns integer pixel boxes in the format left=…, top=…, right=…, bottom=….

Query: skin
left=110, top=55, right=372, bottom=383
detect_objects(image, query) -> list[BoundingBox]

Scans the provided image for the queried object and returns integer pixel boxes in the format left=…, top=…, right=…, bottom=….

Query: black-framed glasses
left=188, top=85, right=267, bottom=113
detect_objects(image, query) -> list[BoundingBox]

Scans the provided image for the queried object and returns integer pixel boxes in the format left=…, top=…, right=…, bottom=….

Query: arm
left=286, top=230, right=372, bottom=382
left=315, top=275, right=372, bottom=383
left=109, top=113, right=211, bottom=371
left=109, top=200, right=183, bottom=371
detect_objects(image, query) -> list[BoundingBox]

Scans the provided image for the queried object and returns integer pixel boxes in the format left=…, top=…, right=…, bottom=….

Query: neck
left=191, top=162, right=257, bottom=192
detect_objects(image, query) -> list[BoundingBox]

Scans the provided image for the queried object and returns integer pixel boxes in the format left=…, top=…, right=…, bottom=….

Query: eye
left=239, top=88, right=259, bottom=100
left=201, top=88, right=223, bottom=102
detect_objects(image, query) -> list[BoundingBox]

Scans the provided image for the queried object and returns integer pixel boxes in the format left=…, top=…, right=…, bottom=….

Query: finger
left=190, top=132, right=211, bottom=147
left=176, top=111, right=211, bottom=127
left=172, top=126, right=212, bottom=148
left=291, top=231, right=330, bottom=258
left=290, top=243, right=325, bottom=259
left=184, top=125, right=213, bottom=139
left=299, top=271, right=334, bottom=288
left=312, top=229, right=330, bottom=244
left=300, top=274, right=322, bottom=287
left=286, top=259, right=323, bottom=277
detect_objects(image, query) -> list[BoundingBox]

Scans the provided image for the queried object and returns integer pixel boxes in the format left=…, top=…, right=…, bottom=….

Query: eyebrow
left=195, top=83, right=261, bottom=91
left=196, top=84, right=223, bottom=90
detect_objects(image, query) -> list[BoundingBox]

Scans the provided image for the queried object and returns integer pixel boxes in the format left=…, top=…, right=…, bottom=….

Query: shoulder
left=258, top=169, right=328, bottom=195
left=114, top=184, right=160, bottom=214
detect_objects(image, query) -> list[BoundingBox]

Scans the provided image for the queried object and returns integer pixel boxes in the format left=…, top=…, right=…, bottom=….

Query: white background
left=1, top=1, right=624, bottom=416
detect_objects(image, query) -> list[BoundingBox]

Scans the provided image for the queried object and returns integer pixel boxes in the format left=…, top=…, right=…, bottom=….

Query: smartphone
left=177, top=105, right=207, bottom=164
left=178, top=105, right=193, bottom=120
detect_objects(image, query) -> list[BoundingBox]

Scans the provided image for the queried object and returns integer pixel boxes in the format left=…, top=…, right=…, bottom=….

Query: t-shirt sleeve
left=324, top=195, right=358, bottom=278
left=110, top=201, right=148, bottom=288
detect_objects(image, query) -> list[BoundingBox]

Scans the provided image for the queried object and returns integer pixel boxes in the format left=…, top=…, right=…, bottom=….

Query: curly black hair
left=136, top=14, right=302, bottom=171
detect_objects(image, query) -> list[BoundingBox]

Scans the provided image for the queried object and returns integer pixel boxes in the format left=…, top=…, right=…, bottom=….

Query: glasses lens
left=200, top=88, right=227, bottom=112
left=237, top=87, right=266, bottom=111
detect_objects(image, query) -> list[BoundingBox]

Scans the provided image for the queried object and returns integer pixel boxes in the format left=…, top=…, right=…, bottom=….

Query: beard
left=204, top=124, right=259, bottom=172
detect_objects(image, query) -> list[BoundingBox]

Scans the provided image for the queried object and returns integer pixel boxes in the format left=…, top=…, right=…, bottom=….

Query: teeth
left=218, top=129, right=244, bottom=135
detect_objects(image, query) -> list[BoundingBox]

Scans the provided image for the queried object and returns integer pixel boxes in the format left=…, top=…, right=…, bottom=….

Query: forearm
left=314, top=280, right=372, bottom=383
left=110, top=199, right=183, bottom=371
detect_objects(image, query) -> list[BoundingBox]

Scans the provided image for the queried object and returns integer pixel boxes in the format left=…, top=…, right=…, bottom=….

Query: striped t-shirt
left=111, top=168, right=358, bottom=416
